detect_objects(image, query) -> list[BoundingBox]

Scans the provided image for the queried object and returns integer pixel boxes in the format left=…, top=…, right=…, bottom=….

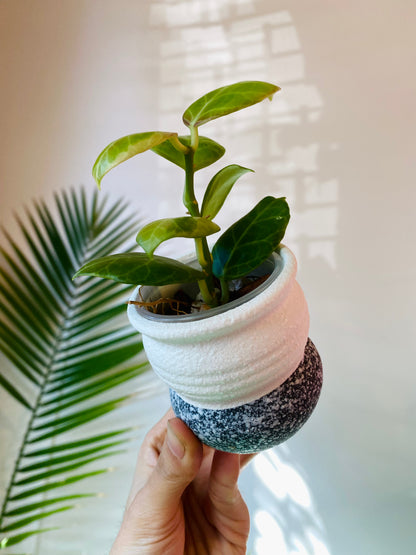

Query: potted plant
left=74, top=81, right=323, bottom=453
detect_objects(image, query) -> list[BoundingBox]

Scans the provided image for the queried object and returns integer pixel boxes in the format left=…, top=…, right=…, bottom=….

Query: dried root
left=127, top=287, right=192, bottom=315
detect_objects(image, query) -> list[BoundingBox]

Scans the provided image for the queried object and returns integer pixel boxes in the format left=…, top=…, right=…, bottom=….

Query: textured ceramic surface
left=170, top=338, right=323, bottom=453
left=127, top=246, right=310, bottom=409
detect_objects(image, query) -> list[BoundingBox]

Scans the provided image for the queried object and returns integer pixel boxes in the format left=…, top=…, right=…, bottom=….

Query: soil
left=129, top=274, right=271, bottom=316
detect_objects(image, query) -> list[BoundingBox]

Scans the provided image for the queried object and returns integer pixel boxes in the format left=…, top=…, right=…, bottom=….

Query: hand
left=111, top=410, right=252, bottom=554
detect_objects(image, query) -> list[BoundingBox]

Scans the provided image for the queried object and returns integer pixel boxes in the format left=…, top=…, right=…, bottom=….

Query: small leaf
left=9, top=470, right=108, bottom=500
left=40, top=367, right=145, bottom=414
left=92, top=131, right=176, bottom=187
left=28, top=401, right=133, bottom=442
left=5, top=495, right=95, bottom=516
left=152, top=135, right=225, bottom=171
left=212, top=196, right=290, bottom=280
left=50, top=344, right=142, bottom=380
left=31, top=396, right=132, bottom=432
left=201, top=165, right=253, bottom=219
left=183, top=81, right=280, bottom=128
left=0, top=528, right=58, bottom=548
left=14, top=452, right=124, bottom=485
left=24, top=429, right=132, bottom=454
left=0, top=373, right=32, bottom=410
left=137, top=217, right=220, bottom=256
left=19, top=442, right=127, bottom=471
left=0, top=506, right=73, bottom=532
left=64, top=305, right=129, bottom=340
left=74, top=253, right=206, bottom=285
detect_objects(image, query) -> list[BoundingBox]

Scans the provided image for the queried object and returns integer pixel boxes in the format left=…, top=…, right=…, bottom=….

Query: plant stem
left=183, top=145, right=218, bottom=307
left=190, top=125, right=199, bottom=151
left=183, top=151, right=199, bottom=217
left=220, top=277, right=230, bottom=305
left=170, top=135, right=190, bottom=154
left=195, top=238, right=217, bottom=307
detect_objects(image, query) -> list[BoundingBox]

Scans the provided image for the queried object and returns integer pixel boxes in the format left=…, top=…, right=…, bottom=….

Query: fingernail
left=167, top=421, right=185, bottom=459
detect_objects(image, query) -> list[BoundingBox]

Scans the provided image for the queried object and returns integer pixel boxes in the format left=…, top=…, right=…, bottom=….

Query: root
left=127, top=287, right=192, bottom=315
left=127, top=274, right=271, bottom=316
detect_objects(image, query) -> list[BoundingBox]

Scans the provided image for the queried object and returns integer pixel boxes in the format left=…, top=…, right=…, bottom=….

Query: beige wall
left=1, top=1, right=415, bottom=554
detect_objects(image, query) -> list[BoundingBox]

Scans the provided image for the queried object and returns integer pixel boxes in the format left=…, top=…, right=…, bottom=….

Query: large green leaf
left=136, top=217, right=220, bottom=256
left=0, top=188, right=150, bottom=549
left=201, top=165, right=253, bottom=219
left=74, top=252, right=206, bottom=285
left=92, top=131, right=176, bottom=187
left=151, top=135, right=225, bottom=171
left=182, top=81, right=280, bottom=128
left=212, top=196, right=290, bottom=280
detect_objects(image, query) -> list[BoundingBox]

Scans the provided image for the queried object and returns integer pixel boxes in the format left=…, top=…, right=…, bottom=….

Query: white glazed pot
left=127, top=245, right=322, bottom=453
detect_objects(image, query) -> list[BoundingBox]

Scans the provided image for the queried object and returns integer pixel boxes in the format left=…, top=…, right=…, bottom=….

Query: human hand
left=111, top=410, right=252, bottom=554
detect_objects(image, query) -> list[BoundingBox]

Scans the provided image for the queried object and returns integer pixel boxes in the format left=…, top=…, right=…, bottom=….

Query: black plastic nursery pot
left=127, top=246, right=323, bottom=453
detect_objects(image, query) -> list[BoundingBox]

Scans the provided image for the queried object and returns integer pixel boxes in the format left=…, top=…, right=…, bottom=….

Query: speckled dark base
left=170, top=338, right=323, bottom=453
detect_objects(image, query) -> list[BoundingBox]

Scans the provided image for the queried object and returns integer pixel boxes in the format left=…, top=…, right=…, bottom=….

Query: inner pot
left=137, top=250, right=284, bottom=321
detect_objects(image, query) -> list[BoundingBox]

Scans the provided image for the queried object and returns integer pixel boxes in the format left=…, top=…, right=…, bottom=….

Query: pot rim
left=127, top=244, right=298, bottom=339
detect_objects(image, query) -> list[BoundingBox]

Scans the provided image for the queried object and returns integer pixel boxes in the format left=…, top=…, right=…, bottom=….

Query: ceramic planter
left=127, top=245, right=322, bottom=453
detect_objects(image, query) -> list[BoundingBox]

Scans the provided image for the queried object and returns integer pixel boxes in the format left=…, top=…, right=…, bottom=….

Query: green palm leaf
left=0, top=188, right=149, bottom=550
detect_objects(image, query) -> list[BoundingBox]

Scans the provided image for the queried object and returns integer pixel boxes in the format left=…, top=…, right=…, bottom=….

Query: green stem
left=195, top=237, right=217, bottom=307
left=220, top=277, right=230, bottom=305
left=183, top=146, right=217, bottom=307
left=170, top=135, right=190, bottom=154
left=190, top=125, right=199, bottom=151
left=197, top=277, right=216, bottom=307
left=183, top=152, right=199, bottom=217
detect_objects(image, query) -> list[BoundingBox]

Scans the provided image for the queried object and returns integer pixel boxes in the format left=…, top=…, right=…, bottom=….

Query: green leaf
left=151, top=135, right=225, bottom=171
left=54, top=329, right=136, bottom=363
left=0, top=233, right=62, bottom=322
left=183, top=81, right=280, bottom=128
left=40, top=367, right=146, bottom=414
left=0, top=188, right=148, bottom=545
left=0, top=373, right=32, bottom=410
left=0, top=506, right=73, bottom=532
left=19, top=442, right=127, bottom=471
left=0, top=528, right=58, bottom=548
left=74, top=253, right=206, bottom=285
left=4, top=495, right=96, bottom=516
left=63, top=305, right=130, bottom=340
left=24, top=429, right=132, bottom=454
left=137, top=217, right=220, bottom=256
left=9, top=470, right=109, bottom=500
left=31, top=396, right=132, bottom=434
left=92, top=131, right=176, bottom=187
left=201, top=164, right=253, bottom=219
left=212, top=196, right=290, bottom=280
left=14, top=452, right=124, bottom=485
left=50, top=344, right=142, bottom=380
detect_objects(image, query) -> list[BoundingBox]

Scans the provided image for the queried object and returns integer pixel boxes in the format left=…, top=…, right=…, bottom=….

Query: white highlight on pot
left=127, top=246, right=309, bottom=409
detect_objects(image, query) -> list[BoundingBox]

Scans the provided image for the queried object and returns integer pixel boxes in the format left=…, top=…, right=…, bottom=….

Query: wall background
left=1, top=1, right=415, bottom=554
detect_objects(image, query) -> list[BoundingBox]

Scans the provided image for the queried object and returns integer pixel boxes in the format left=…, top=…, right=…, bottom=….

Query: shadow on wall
left=148, top=0, right=339, bottom=271
left=242, top=446, right=332, bottom=555
left=148, top=2, right=337, bottom=554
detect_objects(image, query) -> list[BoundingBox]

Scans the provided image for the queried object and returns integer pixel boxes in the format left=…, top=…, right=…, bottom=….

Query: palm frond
left=0, top=187, right=149, bottom=550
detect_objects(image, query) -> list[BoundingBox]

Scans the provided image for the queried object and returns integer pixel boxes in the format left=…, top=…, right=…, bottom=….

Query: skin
left=111, top=410, right=253, bottom=554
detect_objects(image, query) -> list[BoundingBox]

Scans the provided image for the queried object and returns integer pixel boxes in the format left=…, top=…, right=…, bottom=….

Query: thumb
left=134, top=418, right=203, bottom=519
